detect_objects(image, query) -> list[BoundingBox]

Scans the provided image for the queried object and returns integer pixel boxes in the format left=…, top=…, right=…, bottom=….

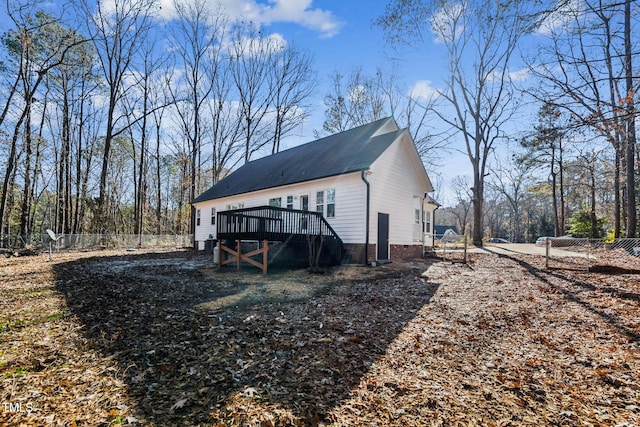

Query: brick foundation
left=389, top=244, right=423, bottom=260
left=343, top=243, right=423, bottom=263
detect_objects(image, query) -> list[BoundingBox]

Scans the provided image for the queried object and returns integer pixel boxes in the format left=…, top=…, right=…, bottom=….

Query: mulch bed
left=1, top=248, right=638, bottom=426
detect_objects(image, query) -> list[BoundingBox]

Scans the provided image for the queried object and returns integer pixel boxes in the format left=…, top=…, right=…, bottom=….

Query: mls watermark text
left=3, top=401, right=34, bottom=413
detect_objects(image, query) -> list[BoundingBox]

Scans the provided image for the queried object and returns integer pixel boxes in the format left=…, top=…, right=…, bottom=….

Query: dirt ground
left=1, top=248, right=639, bottom=426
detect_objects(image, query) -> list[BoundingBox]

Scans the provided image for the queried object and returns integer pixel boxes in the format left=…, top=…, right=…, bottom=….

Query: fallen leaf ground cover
left=0, top=248, right=638, bottom=426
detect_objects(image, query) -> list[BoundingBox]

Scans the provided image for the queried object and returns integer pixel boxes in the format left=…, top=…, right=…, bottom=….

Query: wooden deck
left=216, top=206, right=344, bottom=273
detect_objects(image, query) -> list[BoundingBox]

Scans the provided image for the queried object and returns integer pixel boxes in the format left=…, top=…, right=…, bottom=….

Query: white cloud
left=409, top=80, right=439, bottom=100
left=485, top=66, right=532, bottom=83
left=258, top=0, right=342, bottom=38
left=155, top=0, right=343, bottom=38
left=227, top=32, right=288, bottom=59
left=429, top=1, right=465, bottom=44
left=536, top=0, right=583, bottom=36
left=508, top=67, right=530, bottom=82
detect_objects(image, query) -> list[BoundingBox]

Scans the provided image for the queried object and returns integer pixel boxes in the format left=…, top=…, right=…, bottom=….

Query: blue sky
left=159, top=0, right=445, bottom=124
left=150, top=0, right=459, bottom=195
left=233, top=0, right=457, bottom=183
left=241, top=0, right=443, bottom=128
left=0, top=0, right=466, bottom=201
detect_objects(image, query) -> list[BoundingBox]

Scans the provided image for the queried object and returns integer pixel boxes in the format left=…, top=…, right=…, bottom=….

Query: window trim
left=424, top=210, right=431, bottom=233
left=326, top=188, right=336, bottom=218
left=269, top=197, right=282, bottom=218
left=316, top=191, right=324, bottom=214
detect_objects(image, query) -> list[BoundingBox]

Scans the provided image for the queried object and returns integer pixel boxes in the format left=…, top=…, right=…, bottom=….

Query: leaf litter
left=0, top=248, right=638, bottom=426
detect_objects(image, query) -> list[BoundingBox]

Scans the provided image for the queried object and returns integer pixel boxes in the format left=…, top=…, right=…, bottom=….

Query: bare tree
left=0, top=3, right=87, bottom=242
left=268, top=45, right=316, bottom=154
left=519, top=102, right=570, bottom=236
left=490, top=161, right=533, bottom=242
left=319, top=67, right=442, bottom=170
left=121, top=36, right=168, bottom=239
left=228, top=22, right=278, bottom=163
left=450, top=175, right=472, bottom=235
left=527, top=0, right=637, bottom=236
left=207, top=62, right=243, bottom=185
left=377, top=0, right=534, bottom=246
left=166, top=0, right=227, bottom=236
left=321, top=67, right=386, bottom=135
left=622, top=0, right=636, bottom=237
left=84, top=0, right=156, bottom=231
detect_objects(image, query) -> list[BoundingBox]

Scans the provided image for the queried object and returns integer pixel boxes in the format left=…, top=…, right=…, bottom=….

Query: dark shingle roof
left=434, top=225, right=458, bottom=235
left=192, top=117, right=401, bottom=203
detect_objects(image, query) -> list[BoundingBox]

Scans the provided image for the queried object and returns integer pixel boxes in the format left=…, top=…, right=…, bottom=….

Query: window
left=424, top=211, right=431, bottom=233
left=226, top=203, right=244, bottom=210
left=286, top=195, right=294, bottom=210
left=269, top=197, right=282, bottom=218
left=269, top=197, right=281, bottom=208
left=196, top=209, right=201, bottom=226
left=315, top=189, right=336, bottom=217
left=299, top=195, right=309, bottom=230
left=211, top=207, right=216, bottom=225
left=326, top=189, right=336, bottom=218
left=415, top=209, right=420, bottom=224
left=316, top=191, right=324, bottom=214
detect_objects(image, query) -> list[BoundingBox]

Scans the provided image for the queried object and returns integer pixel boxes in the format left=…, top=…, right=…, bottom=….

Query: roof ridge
left=192, top=117, right=400, bottom=203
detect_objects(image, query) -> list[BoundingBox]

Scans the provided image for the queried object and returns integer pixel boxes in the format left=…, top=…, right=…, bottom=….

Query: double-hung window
left=316, top=191, right=324, bottom=214
left=196, top=209, right=201, bottom=226
left=326, top=189, right=335, bottom=218
left=424, top=211, right=431, bottom=233
left=211, top=207, right=216, bottom=225
left=315, top=189, right=336, bottom=217
left=269, top=197, right=282, bottom=218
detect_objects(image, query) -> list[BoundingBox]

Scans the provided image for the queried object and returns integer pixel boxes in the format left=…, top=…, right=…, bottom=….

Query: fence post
left=464, top=235, right=468, bottom=263
left=545, top=238, right=550, bottom=269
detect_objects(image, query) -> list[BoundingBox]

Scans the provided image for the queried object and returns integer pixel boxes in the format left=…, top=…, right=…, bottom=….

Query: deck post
left=237, top=239, right=242, bottom=271
left=263, top=240, right=268, bottom=275
left=217, top=240, right=221, bottom=270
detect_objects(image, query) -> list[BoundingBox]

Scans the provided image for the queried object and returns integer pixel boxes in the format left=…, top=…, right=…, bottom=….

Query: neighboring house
left=434, top=225, right=458, bottom=236
left=192, top=117, right=438, bottom=264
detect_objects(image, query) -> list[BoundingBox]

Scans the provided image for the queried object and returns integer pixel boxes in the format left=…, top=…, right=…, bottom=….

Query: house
left=191, top=117, right=438, bottom=265
left=434, top=225, right=458, bottom=236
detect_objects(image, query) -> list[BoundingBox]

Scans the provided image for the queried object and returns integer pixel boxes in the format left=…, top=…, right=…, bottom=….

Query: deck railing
left=217, top=206, right=344, bottom=263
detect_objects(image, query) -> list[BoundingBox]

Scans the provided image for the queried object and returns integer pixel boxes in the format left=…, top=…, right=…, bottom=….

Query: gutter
left=361, top=169, right=371, bottom=265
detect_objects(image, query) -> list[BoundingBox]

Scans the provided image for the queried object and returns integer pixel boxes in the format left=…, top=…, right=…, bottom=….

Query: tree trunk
left=624, top=0, right=636, bottom=237
left=155, top=119, right=162, bottom=234
left=19, top=103, right=33, bottom=245
left=0, top=107, right=29, bottom=241
left=472, top=176, right=483, bottom=247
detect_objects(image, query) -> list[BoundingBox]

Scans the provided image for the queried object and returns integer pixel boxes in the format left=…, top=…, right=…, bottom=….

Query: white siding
left=368, top=132, right=432, bottom=246
left=193, top=173, right=367, bottom=244
left=192, top=128, right=438, bottom=254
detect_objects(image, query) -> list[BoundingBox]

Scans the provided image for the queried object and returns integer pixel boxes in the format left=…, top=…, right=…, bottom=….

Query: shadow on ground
left=54, top=251, right=438, bottom=425
left=488, top=252, right=640, bottom=342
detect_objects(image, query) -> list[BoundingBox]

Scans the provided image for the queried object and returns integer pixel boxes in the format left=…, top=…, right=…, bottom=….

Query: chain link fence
left=544, top=237, right=640, bottom=271
left=1, top=233, right=194, bottom=252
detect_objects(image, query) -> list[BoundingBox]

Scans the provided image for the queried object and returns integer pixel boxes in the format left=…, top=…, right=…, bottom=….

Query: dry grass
left=1, top=248, right=639, bottom=426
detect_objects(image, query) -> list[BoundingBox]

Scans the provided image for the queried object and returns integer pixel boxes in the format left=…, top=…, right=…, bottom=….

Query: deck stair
left=216, top=206, right=344, bottom=271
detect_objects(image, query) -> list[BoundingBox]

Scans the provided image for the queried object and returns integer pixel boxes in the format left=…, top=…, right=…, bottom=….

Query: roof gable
left=193, top=117, right=402, bottom=203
